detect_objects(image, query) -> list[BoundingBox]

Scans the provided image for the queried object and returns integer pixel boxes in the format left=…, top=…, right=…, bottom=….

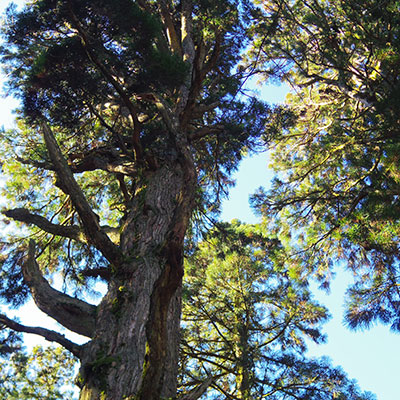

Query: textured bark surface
left=78, top=160, right=196, bottom=399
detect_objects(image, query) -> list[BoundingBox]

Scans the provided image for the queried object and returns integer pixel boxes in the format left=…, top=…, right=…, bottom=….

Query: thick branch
left=41, top=122, right=123, bottom=266
left=188, top=125, right=224, bottom=142
left=176, top=0, right=195, bottom=114
left=179, top=376, right=214, bottom=400
left=181, top=0, right=195, bottom=64
left=159, top=0, right=182, bottom=55
left=0, top=313, right=82, bottom=358
left=3, top=208, right=120, bottom=245
left=15, top=156, right=54, bottom=171
left=79, top=267, right=111, bottom=280
left=17, top=149, right=136, bottom=175
left=68, top=146, right=136, bottom=175
left=180, top=32, right=223, bottom=128
left=23, top=240, right=96, bottom=338
left=136, top=92, right=177, bottom=135
left=3, top=208, right=82, bottom=241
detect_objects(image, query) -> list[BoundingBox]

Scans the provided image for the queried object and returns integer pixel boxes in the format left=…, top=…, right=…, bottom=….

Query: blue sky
left=1, top=2, right=399, bottom=399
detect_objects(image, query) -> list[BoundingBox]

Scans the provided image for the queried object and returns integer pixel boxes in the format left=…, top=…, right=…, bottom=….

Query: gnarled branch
left=68, top=146, right=136, bottom=176
left=41, top=122, right=123, bottom=266
left=23, top=240, right=97, bottom=338
left=0, top=313, right=82, bottom=358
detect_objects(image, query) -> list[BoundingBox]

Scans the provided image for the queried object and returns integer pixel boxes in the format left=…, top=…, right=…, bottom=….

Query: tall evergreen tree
left=0, top=1, right=275, bottom=399
left=250, top=0, right=400, bottom=332
left=180, top=221, right=375, bottom=400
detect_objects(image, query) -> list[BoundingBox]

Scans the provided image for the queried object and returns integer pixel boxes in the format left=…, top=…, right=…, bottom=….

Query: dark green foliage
left=0, top=243, right=30, bottom=308
left=2, top=0, right=181, bottom=125
left=0, top=326, right=22, bottom=357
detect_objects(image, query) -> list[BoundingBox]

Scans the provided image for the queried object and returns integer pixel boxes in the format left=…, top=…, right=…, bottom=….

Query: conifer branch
left=67, top=3, right=143, bottom=161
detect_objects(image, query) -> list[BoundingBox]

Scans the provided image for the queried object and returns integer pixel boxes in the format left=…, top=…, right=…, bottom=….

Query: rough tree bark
left=78, top=159, right=197, bottom=400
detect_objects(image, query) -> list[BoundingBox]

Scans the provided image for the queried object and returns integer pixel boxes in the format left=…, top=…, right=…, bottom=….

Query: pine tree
left=250, top=0, right=400, bottom=332
left=180, top=221, right=375, bottom=400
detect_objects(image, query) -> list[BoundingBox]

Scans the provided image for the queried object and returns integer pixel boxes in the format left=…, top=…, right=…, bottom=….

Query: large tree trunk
left=78, top=159, right=196, bottom=399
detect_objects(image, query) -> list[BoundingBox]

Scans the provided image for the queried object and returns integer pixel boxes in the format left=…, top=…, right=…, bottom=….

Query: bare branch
left=178, top=376, right=213, bottom=400
left=0, top=313, right=82, bottom=358
left=22, top=240, right=97, bottom=338
left=41, top=122, right=123, bottom=266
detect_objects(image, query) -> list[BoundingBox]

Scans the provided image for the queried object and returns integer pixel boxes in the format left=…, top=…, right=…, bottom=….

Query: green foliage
left=0, top=345, right=78, bottom=399
left=180, top=222, right=374, bottom=399
left=250, top=0, right=400, bottom=331
left=0, top=0, right=385, bottom=397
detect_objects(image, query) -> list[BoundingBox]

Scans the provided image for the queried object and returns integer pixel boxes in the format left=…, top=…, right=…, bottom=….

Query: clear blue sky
left=1, top=2, right=399, bottom=399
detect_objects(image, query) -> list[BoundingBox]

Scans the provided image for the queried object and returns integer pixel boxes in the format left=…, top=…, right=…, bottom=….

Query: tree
left=0, top=1, right=275, bottom=399
left=180, top=221, right=375, bottom=400
left=249, top=0, right=400, bottom=331
left=0, top=345, right=77, bottom=399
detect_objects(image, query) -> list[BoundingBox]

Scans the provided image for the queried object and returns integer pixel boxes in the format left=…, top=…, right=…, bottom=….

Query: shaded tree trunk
left=78, top=159, right=196, bottom=399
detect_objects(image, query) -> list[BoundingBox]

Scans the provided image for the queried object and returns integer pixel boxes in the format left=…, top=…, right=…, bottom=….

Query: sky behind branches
left=0, top=2, right=399, bottom=399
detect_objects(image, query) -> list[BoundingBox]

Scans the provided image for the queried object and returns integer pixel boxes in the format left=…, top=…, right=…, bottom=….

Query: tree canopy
left=250, top=0, right=400, bottom=332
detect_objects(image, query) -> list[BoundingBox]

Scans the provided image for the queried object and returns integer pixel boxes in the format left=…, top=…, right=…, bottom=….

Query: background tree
left=0, top=1, right=276, bottom=399
left=249, top=0, right=400, bottom=332
left=0, top=345, right=77, bottom=400
left=180, top=221, right=375, bottom=400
